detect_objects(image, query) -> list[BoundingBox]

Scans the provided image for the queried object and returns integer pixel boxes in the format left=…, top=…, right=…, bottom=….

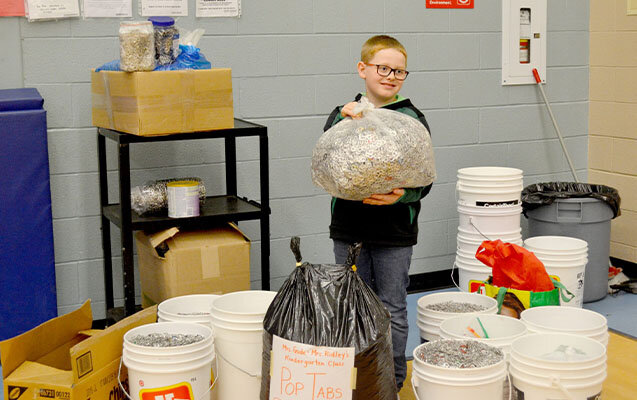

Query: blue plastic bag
left=155, top=45, right=211, bottom=71
left=95, top=60, right=121, bottom=72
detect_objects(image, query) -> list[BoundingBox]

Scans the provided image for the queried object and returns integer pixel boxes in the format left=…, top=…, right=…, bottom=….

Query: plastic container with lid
left=148, top=16, right=179, bottom=65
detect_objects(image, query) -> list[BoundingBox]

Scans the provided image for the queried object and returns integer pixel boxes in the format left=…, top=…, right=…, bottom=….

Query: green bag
left=482, top=277, right=574, bottom=318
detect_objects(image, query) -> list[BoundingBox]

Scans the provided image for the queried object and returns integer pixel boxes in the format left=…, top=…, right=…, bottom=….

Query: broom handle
left=532, top=68, right=580, bottom=183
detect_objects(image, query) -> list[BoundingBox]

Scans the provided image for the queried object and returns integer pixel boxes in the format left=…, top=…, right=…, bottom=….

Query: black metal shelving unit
left=97, top=119, right=270, bottom=319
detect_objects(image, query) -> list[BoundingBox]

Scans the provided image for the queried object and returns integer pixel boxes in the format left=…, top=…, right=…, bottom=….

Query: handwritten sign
left=270, top=335, right=355, bottom=400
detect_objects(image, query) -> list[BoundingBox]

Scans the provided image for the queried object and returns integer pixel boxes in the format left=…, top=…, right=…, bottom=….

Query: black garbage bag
left=260, top=237, right=396, bottom=400
left=522, top=182, right=621, bottom=219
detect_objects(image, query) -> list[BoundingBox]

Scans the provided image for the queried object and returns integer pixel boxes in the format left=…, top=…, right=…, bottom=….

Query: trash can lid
left=0, top=88, right=44, bottom=112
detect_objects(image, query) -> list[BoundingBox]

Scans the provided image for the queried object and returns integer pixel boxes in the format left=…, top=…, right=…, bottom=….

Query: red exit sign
left=426, top=0, right=474, bottom=8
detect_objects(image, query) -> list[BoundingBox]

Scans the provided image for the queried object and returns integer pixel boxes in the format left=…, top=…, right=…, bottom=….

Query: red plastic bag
left=476, top=240, right=555, bottom=292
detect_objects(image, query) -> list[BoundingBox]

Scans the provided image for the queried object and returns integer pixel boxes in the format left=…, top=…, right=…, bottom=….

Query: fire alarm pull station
left=502, top=0, right=546, bottom=85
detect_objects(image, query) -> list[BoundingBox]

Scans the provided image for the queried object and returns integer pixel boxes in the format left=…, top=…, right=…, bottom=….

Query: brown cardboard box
left=136, top=224, right=251, bottom=307
left=91, top=69, right=234, bottom=136
left=0, top=301, right=157, bottom=400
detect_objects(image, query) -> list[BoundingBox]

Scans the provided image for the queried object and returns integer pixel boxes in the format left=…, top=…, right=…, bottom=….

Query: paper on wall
left=82, top=0, right=131, bottom=18
left=196, top=0, right=240, bottom=17
left=25, top=0, right=80, bottom=20
left=139, top=0, right=187, bottom=16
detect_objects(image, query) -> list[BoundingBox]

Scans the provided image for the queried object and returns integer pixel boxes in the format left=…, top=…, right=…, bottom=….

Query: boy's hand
left=362, top=188, right=405, bottom=205
left=341, top=102, right=362, bottom=119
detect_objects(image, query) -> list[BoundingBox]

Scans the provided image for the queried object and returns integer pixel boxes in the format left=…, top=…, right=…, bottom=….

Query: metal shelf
left=97, top=118, right=270, bottom=318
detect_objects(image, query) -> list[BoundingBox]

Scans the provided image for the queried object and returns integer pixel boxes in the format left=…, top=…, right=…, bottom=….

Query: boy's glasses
left=364, top=63, right=409, bottom=80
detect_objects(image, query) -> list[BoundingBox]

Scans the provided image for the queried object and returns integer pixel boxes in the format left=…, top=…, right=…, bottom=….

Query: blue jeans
left=333, top=240, right=412, bottom=390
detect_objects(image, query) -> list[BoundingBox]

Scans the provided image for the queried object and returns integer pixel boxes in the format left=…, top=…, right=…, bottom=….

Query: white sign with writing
left=25, top=0, right=79, bottom=20
left=196, top=0, right=240, bottom=17
left=270, top=335, right=355, bottom=400
left=82, top=0, right=131, bottom=18
left=139, top=0, right=187, bottom=16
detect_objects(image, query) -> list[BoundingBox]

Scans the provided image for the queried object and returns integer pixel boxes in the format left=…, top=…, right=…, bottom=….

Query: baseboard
left=610, top=257, right=637, bottom=279
left=407, top=269, right=457, bottom=293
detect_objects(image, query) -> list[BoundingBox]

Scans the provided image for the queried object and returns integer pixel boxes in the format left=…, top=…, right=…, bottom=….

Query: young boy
left=323, top=35, right=433, bottom=393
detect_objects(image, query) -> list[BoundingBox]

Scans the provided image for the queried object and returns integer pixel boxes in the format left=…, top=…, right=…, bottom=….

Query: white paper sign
left=82, top=0, right=131, bottom=17
left=140, top=0, right=187, bottom=16
left=196, top=0, right=240, bottom=17
left=270, top=335, right=355, bottom=400
left=26, top=0, right=80, bottom=20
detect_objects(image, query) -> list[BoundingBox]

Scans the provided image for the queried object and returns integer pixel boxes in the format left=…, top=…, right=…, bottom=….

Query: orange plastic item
left=475, top=240, right=555, bottom=292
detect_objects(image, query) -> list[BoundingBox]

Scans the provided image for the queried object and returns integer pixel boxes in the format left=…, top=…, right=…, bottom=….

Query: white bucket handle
left=117, top=356, right=218, bottom=400
left=549, top=375, right=577, bottom=400
left=411, top=370, right=512, bottom=400
left=216, top=348, right=263, bottom=379
left=468, top=218, right=493, bottom=242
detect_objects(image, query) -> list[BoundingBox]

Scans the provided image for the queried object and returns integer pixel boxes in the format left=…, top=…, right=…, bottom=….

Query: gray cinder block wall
left=0, top=0, right=590, bottom=320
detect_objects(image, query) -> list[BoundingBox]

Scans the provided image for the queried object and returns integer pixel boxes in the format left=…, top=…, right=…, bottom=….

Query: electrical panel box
left=502, top=0, right=547, bottom=85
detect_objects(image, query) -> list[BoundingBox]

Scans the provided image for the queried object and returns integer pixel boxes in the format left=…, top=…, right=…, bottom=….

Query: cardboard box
left=136, top=224, right=251, bottom=308
left=1, top=301, right=157, bottom=400
left=91, top=69, right=234, bottom=136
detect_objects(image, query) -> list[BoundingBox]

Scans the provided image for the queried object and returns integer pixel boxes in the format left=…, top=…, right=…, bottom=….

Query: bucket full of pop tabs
left=416, top=292, right=498, bottom=341
left=411, top=339, right=507, bottom=400
left=167, top=180, right=200, bottom=218
left=122, top=322, right=215, bottom=400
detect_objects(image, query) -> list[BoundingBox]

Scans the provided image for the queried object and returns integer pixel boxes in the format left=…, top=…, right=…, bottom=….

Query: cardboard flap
left=0, top=300, right=92, bottom=379
left=171, top=224, right=250, bottom=250
left=69, top=306, right=157, bottom=382
left=7, top=361, right=74, bottom=387
left=148, top=227, right=180, bottom=249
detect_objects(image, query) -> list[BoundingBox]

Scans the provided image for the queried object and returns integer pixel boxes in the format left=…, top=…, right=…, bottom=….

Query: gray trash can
left=525, top=198, right=612, bottom=302
left=522, top=183, right=621, bottom=303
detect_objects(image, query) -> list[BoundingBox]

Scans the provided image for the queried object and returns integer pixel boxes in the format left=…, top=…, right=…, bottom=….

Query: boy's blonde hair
left=361, top=35, right=407, bottom=64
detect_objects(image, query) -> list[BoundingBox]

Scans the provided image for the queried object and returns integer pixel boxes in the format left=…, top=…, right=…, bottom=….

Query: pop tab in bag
left=311, top=97, right=436, bottom=200
left=260, top=237, right=396, bottom=400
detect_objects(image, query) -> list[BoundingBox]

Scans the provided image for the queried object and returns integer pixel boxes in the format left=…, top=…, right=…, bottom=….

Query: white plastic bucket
left=411, top=340, right=507, bottom=400
left=520, top=306, right=608, bottom=343
left=457, top=229, right=522, bottom=255
left=542, top=261, right=587, bottom=308
left=158, top=294, right=220, bottom=326
left=524, top=235, right=588, bottom=255
left=416, top=292, right=498, bottom=341
left=439, top=314, right=527, bottom=360
left=456, top=182, right=523, bottom=206
left=122, top=322, right=215, bottom=400
left=509, top=333, right=606, bottom=400
left=456, top=262, right=491, bottom=293
left=209, top=290, right=277, bottom=400
left=457, top=203, right=521, bottom=233
left=210, top=290, right=277, bottom=322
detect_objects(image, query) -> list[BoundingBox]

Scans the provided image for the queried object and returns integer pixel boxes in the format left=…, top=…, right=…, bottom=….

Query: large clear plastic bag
left=260, top=237, right=396, bottom=400
left=312, top=97, right=436, bottom=200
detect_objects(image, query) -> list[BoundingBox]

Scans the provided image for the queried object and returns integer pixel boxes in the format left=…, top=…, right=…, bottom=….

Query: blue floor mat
left=405, top=288, right=637, bottom=358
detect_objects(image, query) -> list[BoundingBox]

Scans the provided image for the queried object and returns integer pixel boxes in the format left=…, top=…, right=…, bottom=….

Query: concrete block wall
left=589, top=0, right=637, bottom=263
left=0, top=0, right=590, bottom=320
